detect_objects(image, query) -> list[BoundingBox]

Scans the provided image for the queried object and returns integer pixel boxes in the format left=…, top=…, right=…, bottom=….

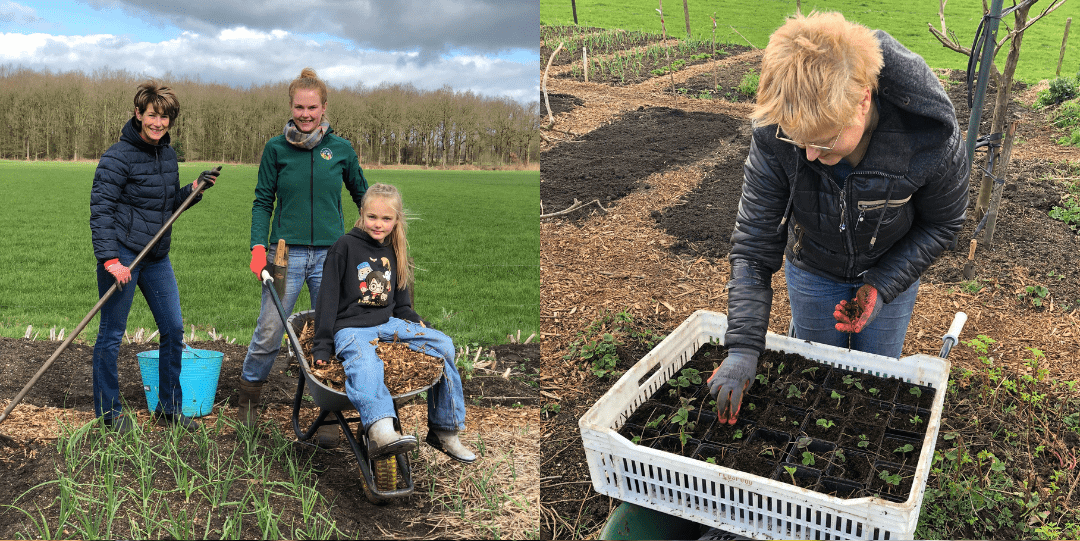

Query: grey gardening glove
left=706, top=347, right=759, bottom=424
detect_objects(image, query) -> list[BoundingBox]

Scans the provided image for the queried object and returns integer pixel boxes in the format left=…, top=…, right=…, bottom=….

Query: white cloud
left=0, top=1, right=39, bottom=25
left=0, top=27, right=535, bottom=103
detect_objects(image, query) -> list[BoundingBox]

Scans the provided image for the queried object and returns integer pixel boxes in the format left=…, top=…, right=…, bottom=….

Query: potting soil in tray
left=619, top=343, right=937, bottom=500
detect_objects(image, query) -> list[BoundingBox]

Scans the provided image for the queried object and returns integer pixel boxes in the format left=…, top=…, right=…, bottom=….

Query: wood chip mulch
left=297, top=319, right=444, bottom=396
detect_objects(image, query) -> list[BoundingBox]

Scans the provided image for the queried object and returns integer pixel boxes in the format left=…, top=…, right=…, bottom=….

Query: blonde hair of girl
left=355, top=184, right=413, bottom=290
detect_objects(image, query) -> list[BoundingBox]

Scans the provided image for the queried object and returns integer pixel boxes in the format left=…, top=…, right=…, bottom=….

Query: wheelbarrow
left=260, top=271, right=441, bottom=505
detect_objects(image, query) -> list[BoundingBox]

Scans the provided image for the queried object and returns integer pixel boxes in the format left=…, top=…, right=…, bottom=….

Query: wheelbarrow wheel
left=375, top=455, right=397, bottom=492
left=361, top=460, right=396, bottom=506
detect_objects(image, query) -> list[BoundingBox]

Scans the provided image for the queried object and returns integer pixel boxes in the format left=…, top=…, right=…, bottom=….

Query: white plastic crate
left=579, top=310, right=950, bottom=540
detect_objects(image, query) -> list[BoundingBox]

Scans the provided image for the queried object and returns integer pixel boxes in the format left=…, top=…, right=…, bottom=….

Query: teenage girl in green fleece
left=236, top=68, right=368, bottom=433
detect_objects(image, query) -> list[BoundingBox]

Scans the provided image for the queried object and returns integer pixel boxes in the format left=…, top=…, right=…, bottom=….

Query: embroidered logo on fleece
left=320, top=148, right=333, bottom=160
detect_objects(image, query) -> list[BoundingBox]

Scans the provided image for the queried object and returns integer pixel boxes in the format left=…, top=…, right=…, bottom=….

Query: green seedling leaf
left=895, top=443, right=914, bottom=453
left=705, top=456, right=717, bottom=464
left=786, top=384, right=802, bottom=399
left=801, top=451, right=816, bottom=466
left=816, top=418, right=835, bottom=429
left=879, top=470, right=901, bottom=486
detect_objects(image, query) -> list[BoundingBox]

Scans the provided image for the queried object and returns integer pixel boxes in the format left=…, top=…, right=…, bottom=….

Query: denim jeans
left=784, top=260, right=919, bottom=359
left=92, top=244, right=184, bottom=419
left=334, top=318, right=466, bottom=432
left=241, top=245, right=327, bottom=383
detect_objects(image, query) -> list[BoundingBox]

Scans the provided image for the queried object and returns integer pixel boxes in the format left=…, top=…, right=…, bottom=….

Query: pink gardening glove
left=104, top=258, right=131, bottom=285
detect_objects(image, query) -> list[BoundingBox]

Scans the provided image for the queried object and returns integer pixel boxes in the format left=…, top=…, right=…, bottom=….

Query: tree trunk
left=683, top=0, right=691, bottom=38
left=980, top=3, right=1031, bottom=246
left=972, top=2, right=1028, bottom=234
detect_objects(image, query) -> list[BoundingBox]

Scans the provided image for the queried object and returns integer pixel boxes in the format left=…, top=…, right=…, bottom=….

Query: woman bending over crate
left=310, top=183, right=475, bottom=463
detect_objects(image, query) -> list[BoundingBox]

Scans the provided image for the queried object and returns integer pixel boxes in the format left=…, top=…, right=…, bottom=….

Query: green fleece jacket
left=250, top=128, right=367, bottom=249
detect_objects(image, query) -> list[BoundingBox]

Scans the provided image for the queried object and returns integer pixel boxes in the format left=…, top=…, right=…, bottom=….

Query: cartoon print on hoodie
left=358, top=258, right=391, bottom=306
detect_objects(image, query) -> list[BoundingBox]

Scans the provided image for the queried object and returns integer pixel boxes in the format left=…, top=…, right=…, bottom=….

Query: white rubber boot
left=425, top=429, right=477, bottom=464
left=365, top=417, right=416, bottom=460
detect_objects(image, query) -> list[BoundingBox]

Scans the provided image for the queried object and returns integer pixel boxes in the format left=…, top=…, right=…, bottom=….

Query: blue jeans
left=784, top=260, right=919, bottom=358
left=334, top=318, right=466, bottom=432
left=241, top=245, right=327, bottom=383
left=92, top=245, right=184, bottom=419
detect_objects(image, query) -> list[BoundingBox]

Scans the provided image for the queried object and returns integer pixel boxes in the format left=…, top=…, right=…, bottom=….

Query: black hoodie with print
left=311, top=227, right=420, bottom=362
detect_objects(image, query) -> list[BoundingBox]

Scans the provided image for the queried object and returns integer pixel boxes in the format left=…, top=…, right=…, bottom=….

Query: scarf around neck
left=283, top=119, right=330, bottom=149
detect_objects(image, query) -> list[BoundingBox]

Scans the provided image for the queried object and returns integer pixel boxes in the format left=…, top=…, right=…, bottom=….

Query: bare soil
left=540, top=24, right=1080, bottom=540
left=0, top=336, right=539, bottom=539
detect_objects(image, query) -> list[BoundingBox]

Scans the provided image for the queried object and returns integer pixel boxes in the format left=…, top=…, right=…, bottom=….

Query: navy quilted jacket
left=90, top=117, right=201, bottom=263
left=725, top=31, right=970, bottom=354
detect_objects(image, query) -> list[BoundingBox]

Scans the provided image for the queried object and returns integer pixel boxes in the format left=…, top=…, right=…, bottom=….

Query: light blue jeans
left=93, top=245, right=184, bottom=419
left=334, top=317, right=466, bottom=432
left=241, top=245, right=327, bottom=383
left=785, top=260, right=919, bottom=359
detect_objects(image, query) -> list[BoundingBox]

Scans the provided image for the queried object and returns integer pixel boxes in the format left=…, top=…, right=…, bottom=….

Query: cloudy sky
left=0, top=0, right=538, bottom=104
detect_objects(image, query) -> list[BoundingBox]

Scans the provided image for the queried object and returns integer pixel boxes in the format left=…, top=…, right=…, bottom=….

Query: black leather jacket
left=725, top=31, right=970, bottom=354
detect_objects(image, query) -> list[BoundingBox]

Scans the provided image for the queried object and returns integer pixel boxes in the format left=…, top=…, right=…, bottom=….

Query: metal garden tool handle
left=0, top=172, right=218, bottom=427
left=261, top=269, right=307, bottom=368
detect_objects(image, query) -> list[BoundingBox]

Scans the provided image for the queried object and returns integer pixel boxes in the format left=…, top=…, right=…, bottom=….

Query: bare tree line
left=0, top=65, right=540, bottom=167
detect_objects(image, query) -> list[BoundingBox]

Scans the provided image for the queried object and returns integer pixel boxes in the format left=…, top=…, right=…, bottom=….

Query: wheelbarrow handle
left=938, top=311, right=968, bottom=360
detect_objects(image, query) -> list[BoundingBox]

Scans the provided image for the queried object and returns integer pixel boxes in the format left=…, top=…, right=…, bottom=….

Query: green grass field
left=0, top=161, right=538, bottom=348
left=541, top=0, right=1080, bottom=85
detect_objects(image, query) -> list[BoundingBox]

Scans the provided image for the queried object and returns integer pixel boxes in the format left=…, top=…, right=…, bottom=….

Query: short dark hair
left=133, top=80, right=180, bottom=121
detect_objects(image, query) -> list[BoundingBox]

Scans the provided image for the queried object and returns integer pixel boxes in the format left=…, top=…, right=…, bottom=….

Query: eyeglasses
left=775, top=125, right=844, bottom=152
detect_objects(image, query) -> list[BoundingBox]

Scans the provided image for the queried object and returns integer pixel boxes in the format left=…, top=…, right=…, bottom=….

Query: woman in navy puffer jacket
left=706, top=12, right=969, bottom=425
left=89, top=81, right=219, bottom=434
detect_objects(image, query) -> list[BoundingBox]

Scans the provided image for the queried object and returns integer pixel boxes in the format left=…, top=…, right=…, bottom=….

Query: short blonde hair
left=751, top=11, right=882, bottom=141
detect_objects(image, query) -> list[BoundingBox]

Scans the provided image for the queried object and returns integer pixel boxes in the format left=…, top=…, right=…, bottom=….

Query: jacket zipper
left=310, top=149, right=315, bottom=245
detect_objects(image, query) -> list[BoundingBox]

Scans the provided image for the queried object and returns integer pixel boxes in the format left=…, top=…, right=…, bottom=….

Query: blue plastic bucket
left=137, top=345, right=224, bottom=417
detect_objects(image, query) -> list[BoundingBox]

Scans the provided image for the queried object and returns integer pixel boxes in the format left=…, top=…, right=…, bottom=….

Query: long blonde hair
left=355, top=184, right=413, bottom=290
left=751, top=11, right=882, bottom=141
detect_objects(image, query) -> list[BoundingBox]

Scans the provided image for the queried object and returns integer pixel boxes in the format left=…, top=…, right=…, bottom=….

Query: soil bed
left=0, top=334, right=540, bottom=539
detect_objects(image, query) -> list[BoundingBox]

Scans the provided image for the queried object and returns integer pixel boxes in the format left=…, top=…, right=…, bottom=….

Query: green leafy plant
left=909, top=386, right=923, bottom=399
left=830, top=390, right=844, bottom=407
left=842, top=374, right=864, bottom=390
left=732, top=429, right=744, bottom=440
left=909, top=414, right=924, bottom=426
left=1018, top=285, right=1051, bottom=307
left=895, top=443, right=915, bottom=454
left=783, top=465, right=797, bottom=484
left=816, top=418, right=835, bottom=430
left=1036, top=75, right=1078, bottom=107
left=737, top=68, right=759, bottom=96
left=786, top=384, right=802, bottom=399
left=857, top=434, right=870, bottom=449
left=801, top=451, right=816, bottom=466
left=879, top=469, right=902, bottom=486
left=705, top=456, right=717, bottom=464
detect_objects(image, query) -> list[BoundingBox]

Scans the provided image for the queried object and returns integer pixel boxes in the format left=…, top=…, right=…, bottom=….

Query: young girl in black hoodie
left=312, top=183, right=474, bottom=463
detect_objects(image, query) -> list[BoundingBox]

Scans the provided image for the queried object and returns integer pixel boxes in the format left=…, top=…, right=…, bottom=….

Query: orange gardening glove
left=104, top=258, right=131, bottom=285
left=834, top=284, right=883, bottom=333
left=250, top=245, right=267, bottom=278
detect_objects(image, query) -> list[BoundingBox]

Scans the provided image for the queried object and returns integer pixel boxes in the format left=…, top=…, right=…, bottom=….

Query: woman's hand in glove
left=706, top=347, right=759, bottom=424
left=834, top=284, right=882, bottom=333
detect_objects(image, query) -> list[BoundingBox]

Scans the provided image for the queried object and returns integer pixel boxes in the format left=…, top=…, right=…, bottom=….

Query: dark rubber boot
left=236, top=378, right=265, bottom=428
